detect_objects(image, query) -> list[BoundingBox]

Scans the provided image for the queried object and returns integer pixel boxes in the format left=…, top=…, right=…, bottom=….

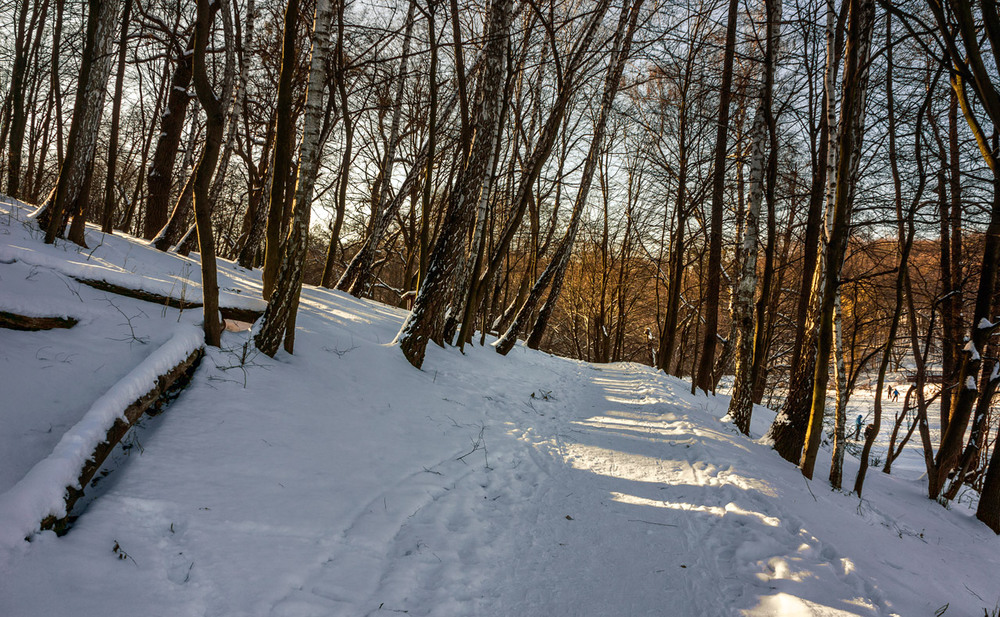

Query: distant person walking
left=854, top=414, right=863, bottom=440
left=891, top=387, right=899, bottom=402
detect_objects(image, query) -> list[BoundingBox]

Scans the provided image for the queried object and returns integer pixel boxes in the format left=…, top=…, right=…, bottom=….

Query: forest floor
left=1, top=196, right=998, bottom=616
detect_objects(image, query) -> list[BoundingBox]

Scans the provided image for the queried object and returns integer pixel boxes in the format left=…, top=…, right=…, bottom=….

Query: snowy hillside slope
left=1, top=197, right=998, bottom=616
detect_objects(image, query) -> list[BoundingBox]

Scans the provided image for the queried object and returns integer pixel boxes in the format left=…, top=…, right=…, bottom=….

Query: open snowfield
left=1, top=196, right=999, bottom=616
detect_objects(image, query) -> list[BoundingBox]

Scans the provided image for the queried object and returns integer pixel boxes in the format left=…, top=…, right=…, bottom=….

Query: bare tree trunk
left=829, top=292, right=847, bottom=488
left=764, top=0, right=842, bottom=463
left=144, top=25, right=204, bottom=241
left=262, top=0, right=303, bottom=300
left=495, top=0, right=644, bottom=355
left=465, top=2, right=610, bottom=334
left=336, top=0, right=417, bottom=297
left=854, top=13, right=917, bottom=495
left=396, top=0, right=512, bottom=369
left=33, top=0, right=117, bottom=246
left=237, top=110, right=275, bottom=267
left=101, top=0, right=132, bottom=234
left=320, top=0, right=351, bottom=288
left=190, top=0, right=226, bottom=347
left=696, top=0, right=740, bottom=393
left=417, top=1, right=440, bottom=291
left=5, top=0, right=37, bottom=199
left=205, top=0, right=240, bottom=215
left=256, top=0, right=336, bottom=356
left=729, top=0, right=781, bottom=435
left=800, top=0, right=874, bottom=479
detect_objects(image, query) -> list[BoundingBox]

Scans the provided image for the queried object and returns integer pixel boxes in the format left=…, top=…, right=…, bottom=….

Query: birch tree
left=729, top=0, right=781, bottom=435
left=256, top=0, right=337, bottom=356
left=395, top=0, right=513, bottom=369
left=799, top=0, right=874, bottom=479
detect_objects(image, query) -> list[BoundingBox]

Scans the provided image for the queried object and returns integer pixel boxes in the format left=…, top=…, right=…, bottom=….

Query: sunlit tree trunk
left=800, top=0, right=874, bottom=479
left=729, top=0, right=781, bottom=435
left=256, top=0, right=336, bottom=356
left=765, top=0, right=842, bottom=462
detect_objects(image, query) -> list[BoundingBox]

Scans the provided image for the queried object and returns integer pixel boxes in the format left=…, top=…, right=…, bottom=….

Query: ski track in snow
left=3, top=198, right=1000, bottom=617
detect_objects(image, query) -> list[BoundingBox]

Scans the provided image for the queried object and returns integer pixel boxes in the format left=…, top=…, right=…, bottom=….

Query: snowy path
left=3, top=199, right=1000, bottom=616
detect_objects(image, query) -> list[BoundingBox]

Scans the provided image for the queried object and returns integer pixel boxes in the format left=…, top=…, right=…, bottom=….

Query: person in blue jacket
left=854, top=414, right=863, bottom=440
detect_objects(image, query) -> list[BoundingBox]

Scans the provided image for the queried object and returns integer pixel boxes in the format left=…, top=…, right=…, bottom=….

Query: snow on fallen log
left=0, top=243, right=266, bottom=319
left=71, top=277, right=263, bottom=324
left=0, top=325, right=205, bottom=548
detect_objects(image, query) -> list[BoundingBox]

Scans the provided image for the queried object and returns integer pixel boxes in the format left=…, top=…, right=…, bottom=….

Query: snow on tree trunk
left=395, top=0, right=512, bottom=369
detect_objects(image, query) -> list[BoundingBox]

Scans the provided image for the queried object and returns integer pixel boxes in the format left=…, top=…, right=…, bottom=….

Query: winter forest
left=2, top=0, right=1000, bottom=613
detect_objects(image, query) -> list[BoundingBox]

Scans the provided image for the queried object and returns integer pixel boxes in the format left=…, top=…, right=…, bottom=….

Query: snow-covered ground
left=1, top=197, right=998, bottom=616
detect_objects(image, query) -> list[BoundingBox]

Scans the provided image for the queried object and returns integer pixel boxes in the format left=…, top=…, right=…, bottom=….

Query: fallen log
left=0, top=310, right=78, bottom=331
left=73, top=277, right=200, bottom=310
left=39, top=346, right=204, bottom=535
left=71, top=276, right=263, bottom=323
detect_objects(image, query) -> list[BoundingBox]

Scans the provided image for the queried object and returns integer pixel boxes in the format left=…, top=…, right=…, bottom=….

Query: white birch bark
left=728, top=0, right=781, bottom=434
left=255, top=0, right=336, bottom=356
left=830, top=290, right=847, bottom=487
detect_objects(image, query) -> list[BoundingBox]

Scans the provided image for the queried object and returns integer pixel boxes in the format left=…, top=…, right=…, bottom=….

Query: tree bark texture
left=729, top=0, right=781, bottom=435
left=256, top=0, right=336, bottom=357
left=33, top=0, right=117, bottom=246
left=395, top=0, right=513, bottom=369
left=800, top=0, right=874, bottom=480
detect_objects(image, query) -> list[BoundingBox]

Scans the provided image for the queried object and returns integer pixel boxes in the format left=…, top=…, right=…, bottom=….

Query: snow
left=966, top=375, right=978, bottom=391
left=2, top=196, right=999, bottom=616
left=0, top=324, right=203, bottom=549
left=965, top=339, right=980, bottom=361
left=978, top=317, right=996, bottom=330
